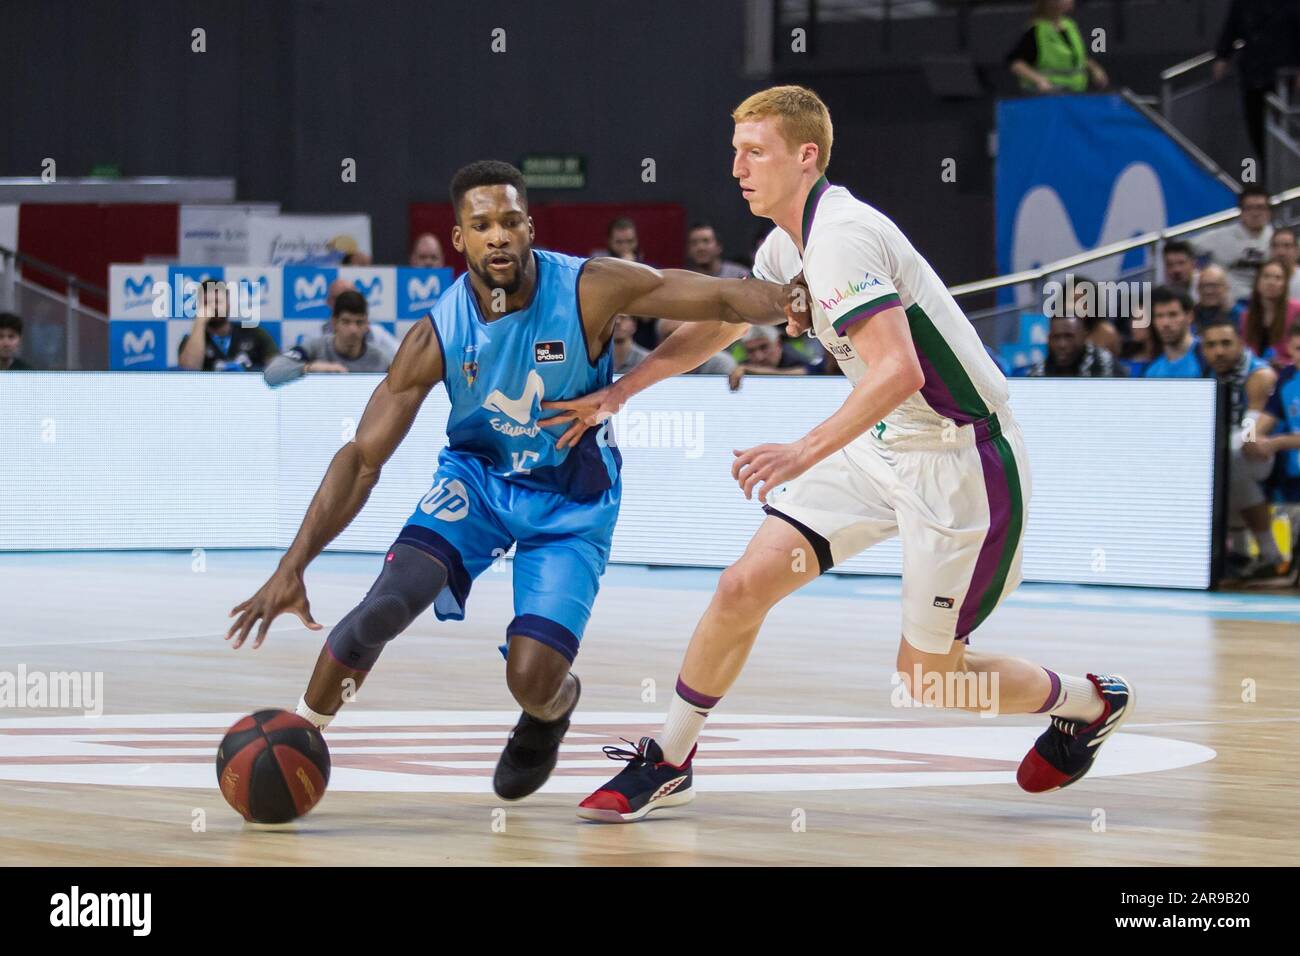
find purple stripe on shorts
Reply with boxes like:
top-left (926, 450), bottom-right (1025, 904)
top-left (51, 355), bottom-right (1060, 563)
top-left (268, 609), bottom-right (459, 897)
top-left (914, 344), bottom-right (977, 425)
top-left (1034, 668), bottom-right (1062, 714)
top-left (676, 676), bottom-right (721, 710)
top-left (955, 419), bottom-right (1012, 637)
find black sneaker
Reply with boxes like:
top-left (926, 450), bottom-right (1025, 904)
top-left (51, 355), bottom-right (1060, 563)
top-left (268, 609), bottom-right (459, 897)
top-left (1017, 674), bottom-right (1134, 793)
top-left (576, 736), bottom-right (695, 823)
top-left (493, 674), bottom-right (580, 801)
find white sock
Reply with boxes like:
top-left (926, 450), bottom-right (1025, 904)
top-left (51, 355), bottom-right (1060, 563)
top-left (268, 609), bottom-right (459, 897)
top-left (659, 678), bottom-right (718, 766)
top-left (1046, 672), bottom-right (1105, 724)
top-left (296, 695), bottom-right (335, 730)
top-left (1256, 530), bottom-right (1282, 564)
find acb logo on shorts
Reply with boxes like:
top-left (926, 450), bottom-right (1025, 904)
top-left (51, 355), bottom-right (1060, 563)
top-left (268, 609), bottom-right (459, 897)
top-left (419, 477), bottom-right (470, 522)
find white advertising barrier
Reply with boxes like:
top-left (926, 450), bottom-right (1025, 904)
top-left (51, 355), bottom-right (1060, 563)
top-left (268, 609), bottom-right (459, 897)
top-left (0, 374), bottom-right (1217, 588)
top-left (245, 213), bottom-right (372, 266)
top-left (178, 203), bottom-right (280, 264)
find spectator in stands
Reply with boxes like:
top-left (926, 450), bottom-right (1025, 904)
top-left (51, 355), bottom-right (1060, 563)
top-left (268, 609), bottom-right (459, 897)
top-left (322, 277), bottom-right (401, 355)
top-left (1212, 0), bottom-right (1300, 168)
top-left (1196, 185), bottom-right (1273, 306)
top-left (1066, 275), bottom-right (1122, 356)
top-left (685, 223), bottom-right (749, 279)
top-left (1006, 0), bottom-right (1108, 94)
top-left (603, 217), bottom-right (641, 261)
top-left (265, 290), bottom-right (394, 387)
top-left (1202, 314), bottom-right (1283, 578)
top-left (741, 325), bottom-right (814, 375)
top-left (1240, 258), bottom-right (1300, 364)
top-left (1027, 314), bottom-right (1125, 377)
top-left (178, 279), bottom-right (278, 372)
top-left (1121, 302), bottom-right (1159, 377)
top-left (1269, 227), bottom-right (1300, 300)
top-left (341, 251), bottom-right (373, 266)
top-left (612, 313), bottom-right (650, 375)
top-left (0, 313), bottom-right (33, 370)
top-left (1162, 239), bottom-right (1198, 297)
top-left (654, 317), bottom-right (745, 389)
top-left (1247, 322), bottom-right (1300, 517)
top-left (409, 233), bottom-right (446, 269)
top-left (1194, 264), bottom-right (1246, 332)
top-left (1145, 286), bottom-right (1208, 377)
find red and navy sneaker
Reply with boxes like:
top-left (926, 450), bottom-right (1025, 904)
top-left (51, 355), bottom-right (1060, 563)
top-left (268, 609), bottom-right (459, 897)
top-left (1017, 674), bottom-right (1134, 793)
top-left (576, 737), bottom-right (695, 823)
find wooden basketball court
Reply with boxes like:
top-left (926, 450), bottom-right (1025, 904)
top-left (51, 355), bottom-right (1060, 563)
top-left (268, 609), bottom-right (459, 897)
top-left (2, 551), bottom-right (1297, 866)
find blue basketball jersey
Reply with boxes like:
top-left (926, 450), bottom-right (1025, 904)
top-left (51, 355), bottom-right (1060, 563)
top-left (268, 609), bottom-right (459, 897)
top-left (1266, 364), bottom-right (1300, 480)
top-left (428, 248), bottom-right (621, 498)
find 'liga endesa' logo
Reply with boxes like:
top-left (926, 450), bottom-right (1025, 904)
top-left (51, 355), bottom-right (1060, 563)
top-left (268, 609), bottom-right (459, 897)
top-left (0, 712), bottom-right (1214, 794)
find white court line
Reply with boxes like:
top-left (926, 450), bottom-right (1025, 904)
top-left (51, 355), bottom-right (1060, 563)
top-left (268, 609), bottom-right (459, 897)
top-left (0, 626), bottom-right (314, 649)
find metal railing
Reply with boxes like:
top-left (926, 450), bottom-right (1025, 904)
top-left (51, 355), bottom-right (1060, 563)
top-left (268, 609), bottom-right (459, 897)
top-left (1, 244), bottom-right (109, 371)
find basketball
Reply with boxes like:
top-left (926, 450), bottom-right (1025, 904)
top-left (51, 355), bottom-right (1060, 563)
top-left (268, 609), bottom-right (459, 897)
top-left (216, 709), bottom-right (331, 823)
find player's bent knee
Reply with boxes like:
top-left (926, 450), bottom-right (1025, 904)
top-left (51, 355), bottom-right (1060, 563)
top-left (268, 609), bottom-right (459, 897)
top-left (327, 544), bottom-right (447, 669)
top-left (713, 562), bottom-right (771, 616)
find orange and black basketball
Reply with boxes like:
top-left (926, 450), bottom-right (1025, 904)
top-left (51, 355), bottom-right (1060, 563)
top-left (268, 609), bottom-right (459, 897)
top-left (216, 709), bottom-right (330, 823)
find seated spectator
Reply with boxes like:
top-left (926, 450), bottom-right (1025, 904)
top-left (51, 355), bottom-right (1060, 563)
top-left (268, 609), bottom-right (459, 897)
top-left (323, 277), bottom-right (401, 354)
top-left (1027, 315), bottom-right (1126, 377)
top-left (1145, 286), bottom-right (1209, 377)
top-left (340, 251), bottom-right (373, 266)
top-left (1193, 264), bottom-right (1245, 332)
top-left (741, 325), bottom-right (813, 375)
top-left (1270, 226), bottom-right (1300, 300)
top-left (409, 233), bottom-right (445, 269)
top-left (1240, 258), bottom-right (1300, 364)
top-left (1162, 239), bottom-right (1198, 297)
top-left (266, 290), bottom-right (394, 387)
top-left (1120, 303), bottom-right (1159, 377)
top-left (685, 223), bottom-right (749, 279)
top-left (655, 317), bottom-right (745, 389)
top-left (0, 312), bottom-right (33, 370)
top-left (600, 217), bottom-right (641, 261)
top-left (1067, 275), bottom-right (1122, 356)
top-left (1202, 315), bottom-right (1282, 578)
top-left (1195, 184), bottom-right (1273, 305)
top-left (612, 313), bottom-right (650, 375)
top-left (1248, 323), bottom-right (1300, 508)
top-left (1005, 0), bottom-right (1108, 94)
top-left (178, 279), bottom-right (278, 371)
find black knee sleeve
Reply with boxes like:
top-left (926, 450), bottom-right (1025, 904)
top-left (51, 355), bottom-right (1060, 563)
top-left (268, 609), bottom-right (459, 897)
top-left (326, 543), bottom-right (447, 671)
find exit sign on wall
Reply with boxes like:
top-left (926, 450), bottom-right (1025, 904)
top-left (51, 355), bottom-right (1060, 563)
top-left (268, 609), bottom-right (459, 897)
top-left (520, 155), bottom-right (585, 189)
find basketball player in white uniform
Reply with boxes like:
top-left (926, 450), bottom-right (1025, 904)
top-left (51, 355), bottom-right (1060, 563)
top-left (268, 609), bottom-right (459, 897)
top-left (543, 85), bottom-right (1134, 822)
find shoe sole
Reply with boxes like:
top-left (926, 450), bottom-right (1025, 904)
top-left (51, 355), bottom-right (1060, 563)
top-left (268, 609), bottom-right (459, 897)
top-left (576, 787), bottom-right (695, 823)
top-left (1050, 674), bottom-right (1135, 793)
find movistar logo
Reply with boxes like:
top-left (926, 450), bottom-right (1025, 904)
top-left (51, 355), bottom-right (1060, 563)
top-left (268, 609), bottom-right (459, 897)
top-left (817, 272), bottom-right (884, 312)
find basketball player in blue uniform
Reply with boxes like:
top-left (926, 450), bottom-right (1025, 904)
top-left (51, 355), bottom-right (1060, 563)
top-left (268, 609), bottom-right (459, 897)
top-left (226, 160), bottom-right (793, 800)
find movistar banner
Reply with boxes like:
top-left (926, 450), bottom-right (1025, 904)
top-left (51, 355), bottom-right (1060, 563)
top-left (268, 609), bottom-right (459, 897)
top-left (996, 94), bottom-right (1235, 309)
top-left (108, 264), bottom-right (453, 370)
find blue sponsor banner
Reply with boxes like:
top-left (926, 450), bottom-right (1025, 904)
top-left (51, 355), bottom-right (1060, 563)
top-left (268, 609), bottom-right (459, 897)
top-left (283, 265), bottom-right (337, 319)
top-left (995, 94), bottom-right (1236, 309)
top-left (110, 320), bottom-right (168, 370)
top-left (110, 264), bottom-right (453, 369)
top-left (397, 267), bottom-right (454, 318)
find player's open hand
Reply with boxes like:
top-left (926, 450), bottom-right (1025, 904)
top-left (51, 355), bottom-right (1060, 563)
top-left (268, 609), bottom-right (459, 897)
top-left (732, 440), bottom-right (813, 503)
top-left (540, 386), bottom-right (624, 450)
top-left (226, 565), bottom-right (321, 649)
top-left (785, 272), bottom-right (811, 338)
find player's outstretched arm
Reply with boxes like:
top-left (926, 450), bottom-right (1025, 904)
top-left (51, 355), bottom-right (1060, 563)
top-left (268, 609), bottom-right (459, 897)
top-left (733, 307), bottom-right (924, 502)
top-left (226, 320), bottom-right (444, 648)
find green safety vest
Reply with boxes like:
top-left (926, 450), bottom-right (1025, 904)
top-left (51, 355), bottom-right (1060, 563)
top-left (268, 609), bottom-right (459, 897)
top-left (1022, 17), bottom-right (1087, 92)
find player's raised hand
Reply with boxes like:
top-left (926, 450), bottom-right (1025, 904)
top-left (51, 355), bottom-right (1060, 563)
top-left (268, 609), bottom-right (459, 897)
top-left (731, 441), bottom-right (814, 503)
top-left (785, 272), bottom-right (811, 338)
top-left (226, 565), bottom-right (321, 650)
top-left (540, 386), bottom-right (624, 450)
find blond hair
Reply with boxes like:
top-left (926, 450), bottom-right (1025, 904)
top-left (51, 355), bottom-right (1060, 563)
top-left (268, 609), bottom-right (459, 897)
top-left (732, 85), bottom-right (833, 173)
